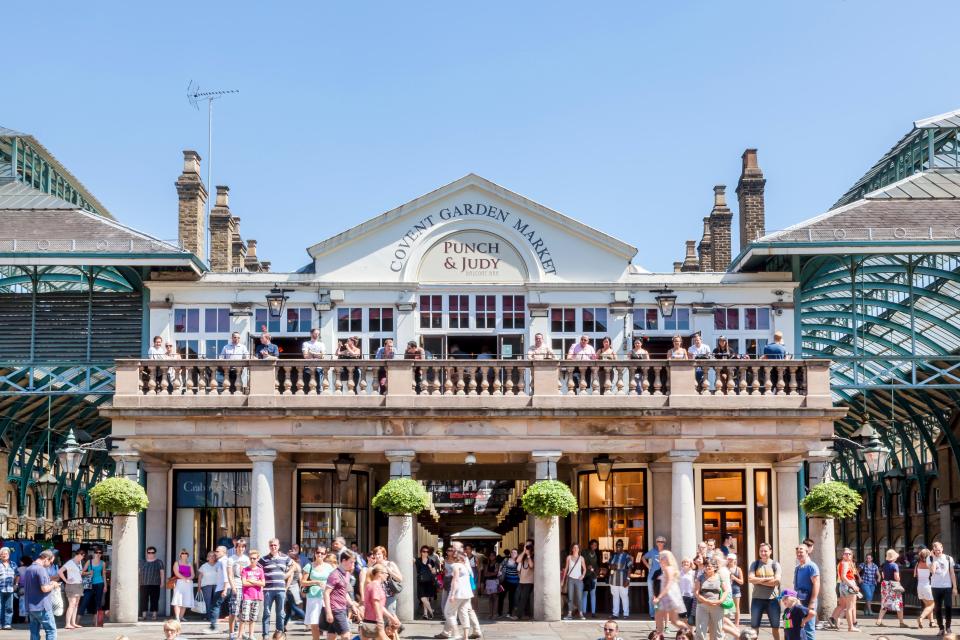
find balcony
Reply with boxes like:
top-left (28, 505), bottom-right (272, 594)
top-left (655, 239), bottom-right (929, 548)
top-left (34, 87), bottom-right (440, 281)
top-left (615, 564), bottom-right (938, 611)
top-left (113, 358), bottom-right (833, 412)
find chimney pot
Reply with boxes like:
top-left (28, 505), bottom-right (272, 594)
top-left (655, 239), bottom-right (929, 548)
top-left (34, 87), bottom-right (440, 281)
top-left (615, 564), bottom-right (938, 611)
top-left (673, 261), bottom-right (682, 273)
top-left (741, 149), bottom-right (761, 175)
top-left (737, 148), bottom-right (767, 252)
top-left (182, 150), bottom-right (201, 175)
top-left (713, 185), bottom-right (726, 207)
top-left (681, 239), bottom-right (700, 272)
top-left (247, 239), bottom-right (257, 256)
top-left (215, 185), bottom-right (229, 207)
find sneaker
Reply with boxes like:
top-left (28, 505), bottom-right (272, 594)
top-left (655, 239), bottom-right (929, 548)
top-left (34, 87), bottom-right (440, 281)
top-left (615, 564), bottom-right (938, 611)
top-left (434, 634), bottom-right (452, 639)
top-left (578, 613), bottom-right (586, 620)
top-left (562, 615), bottom-right (573, 620)
top-left (469, 633), bottom-right (482, 639)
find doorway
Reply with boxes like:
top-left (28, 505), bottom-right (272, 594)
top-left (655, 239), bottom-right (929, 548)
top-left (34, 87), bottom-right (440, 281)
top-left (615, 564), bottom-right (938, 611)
top-left (422, 335), bottom-right (522, 359)
top-left (702, 508), bottom-right (747, 611)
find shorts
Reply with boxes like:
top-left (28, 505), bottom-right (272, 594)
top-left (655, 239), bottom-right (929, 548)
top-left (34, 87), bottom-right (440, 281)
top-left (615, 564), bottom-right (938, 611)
top-left (750, 598), bottom-right (781, 629)
top-left (228, 589), bottom-right (242, 617)
top-left (305, 597), bottom-right (324, 625)
top-left (321, 608), bottom-right (351, 635)
top-left (65, 583), bottom-right (84, 599)
top-left (240, 598), bottom-right (262, 622)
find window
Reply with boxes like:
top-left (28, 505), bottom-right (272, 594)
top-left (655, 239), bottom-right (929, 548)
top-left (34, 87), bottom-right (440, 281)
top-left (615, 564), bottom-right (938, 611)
top-left (502, 295), bottom-right (525, 329)
top-left (701, 470), bottom-right (745, 504)
top-left (551, 308), bottom-right (576, 333)
top-left (286, 307), bottom-right (313, 333)
top-left (174, 306), bottom-right (231, 357)
top-left (897, 495), bottom-right (904, 516)
top-left (420, 295), bottom-right (442, 329)
top-left (915, 490), bottom-right (924, 514)
top-left (936, 487), bottom-right (942, 506)
top-left (337, 307), bottom-right (362, 333)
top-left (368, 307), bottom-right (394, 333)
top-left (582, 308), bottom-right (608, 333)
top-left (298, 470), bottom-right (369, 554)
top-left (449, 295), bottom-right (470, 329)
top-left (714, 308), bottom-right (739, 331)
top-left (577, 469), bottom-right (646, 557)
top-left (473, 296), bottom-right (496, 328)
top-left (633, 308), bottom-right (659, 332)
top-left (880, 496), bottom-right (887, 517)
top-left (744, 307), bottom-right (771, 331)
top-left (663, 308), bottom-right (691, 331)
top-left (205, 308), bottom-right (230, 333)
top-left (174, 308), bottom-right (200, 333)
top-left (176, 339), bottom-right (199, 359)
top-left (254, 308), bottom-right (281, 334)
top-left (205, 339), bottom-right (227, 358)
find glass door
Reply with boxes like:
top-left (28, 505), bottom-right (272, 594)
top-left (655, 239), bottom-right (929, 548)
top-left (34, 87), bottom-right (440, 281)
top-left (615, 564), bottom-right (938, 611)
top-left (499, 334), bottom-right (524, 359)
top-left (701, 508), bottom-right (747, 612)
top-left (422, 335), bottom-right (446, 359)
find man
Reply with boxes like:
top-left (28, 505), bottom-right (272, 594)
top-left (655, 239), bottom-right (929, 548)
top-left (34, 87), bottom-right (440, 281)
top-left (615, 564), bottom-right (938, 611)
top-left (303, 328), bottom-right (327, 390)
top-left (323, 553), bottom-right (357, 640)
top-left (219, 331), bottom-right (250, 390)
top-left (285, 547), bottom-right (305, 625)
top-left (598, 619), bottom-right (625, 640)
top-left (857, 554), bottom-right (878, 617)
top-left (641, 537), bottom-right (666, 620)
top-left (227, 538), bottom-right (250, 640)
top-left (567, 335), bottom-right (596, 360)
top-left (260, 538), bottom-right (293, 638)
top-left (687, 333), bottom-right (711, 359)
top-left (375, 339), bottom-right (395, 359)
top-left (720, 533), bottom-right (735, 557)
top-left (802, 539), bottom-right (815, 553)
top-left (205, 545), bottom-right (231, 634)
top-left (139, 546), bottom-right (165, 621)
top-left (928, 541), bottom-right (957, 635)
top-left (705, 539), bottom-right (718, 560)
top-left (255, 333), bottom-right (279, 359)
top-left (527, 333), bottom-right (556, 359)
top-left (148, 335), bottom-right (166, 357)
top-left (22, 549), bottom-right (58, 640)
top-left (793, 544), bottom-right (820, 640)
top-left (0, 548), bottom-right (14, 630)
top-left (582, 539), bottom-right (601, 618)
top-left (748, 542), bottom-right (781, 640)
top-left (762, 330), bottom-right (788, 359)
top-left (608, 539), bottom-right (633, 619)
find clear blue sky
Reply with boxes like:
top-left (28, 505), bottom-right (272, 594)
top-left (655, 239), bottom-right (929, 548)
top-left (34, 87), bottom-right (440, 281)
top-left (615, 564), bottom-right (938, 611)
top-left (5, 1), bottom-right (959, 272)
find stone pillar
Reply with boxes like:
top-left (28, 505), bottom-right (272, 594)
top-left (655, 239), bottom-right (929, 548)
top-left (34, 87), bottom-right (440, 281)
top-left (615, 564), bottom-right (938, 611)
top-left (274, 459), bottom-right (294, 548)
top-left (247, 449), bottom-right (277, 554)
top-left (649, 462), bottom-right (673, 544)
top-left (806, 450), bottom-right (837, 620)
top-left (109, 450), bottom-right (140, 624)
top-left (775, 462), bottom-right (802, 589)
top-left (143, 461), bottom-right (171, 614)
top-left (669, 451), bottom-right (698, 562)
top-left (385, 451), bottom-right (417, 622)
top-left (531, 451), bottom-right (562, 622)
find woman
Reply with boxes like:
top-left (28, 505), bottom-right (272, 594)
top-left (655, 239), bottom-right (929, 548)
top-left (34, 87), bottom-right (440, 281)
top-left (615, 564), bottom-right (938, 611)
top-left (628, 338), bottom-right (650, 360)
top-left (516, 545), bottom-right (535, 620)
top-left (482, 550), bottom-right (500, 620)
top-left (58, 549), bottom-right (85, 629)
top-left (678, 558), bottom-right (695, 625)
top-left (668, 335), bottom-right (688, 359)
top-left (240, 549), bottom-right (265, 640)
top-left (302, 551), bottom-right (337, 640)
top-left (725, 554), bottom-right (744, 627)
top-left (694, 557), bottom-right (728, 640)
top-left (915, 547), bottom-right (935, 629)
top-left (416, 546), bottom-right (439, 619)
top-left (361, 564), bottom-right (402, 640)
top-left (446, 551), bottom-right (481, 640)
top-left (876, 548), bottom-right (908, 628)
top-left (653, 550), bottom-right (692, 638)
top-left (498, 548), bottom-right (520, 619)
top-left (198, 552), bottom-right (219, 625)
top-left (562, 543), bottom-right (586, 620)
top-left (367, 547), bottom-right (402, 614)
top-left (596, 337), bottom-right (616, 360)
top-left (712, 336), bottom-right (734, 359)
top-left (829, 548), bottom-right (860, 632)
top-left (169, 549), bottom-right (195, 622)
top-left (0, 548), bottom-right (14, 630)
top-left (81, 547), bottom-right (108, 619)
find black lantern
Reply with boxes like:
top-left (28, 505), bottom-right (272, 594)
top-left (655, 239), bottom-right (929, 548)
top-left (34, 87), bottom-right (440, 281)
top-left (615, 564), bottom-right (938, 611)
top-left (593, 454), bottom-right (614, 482)
top-left (265, 287), bottom-right (290, 319)
top-left (35, 471), bottom-right (59, 517)
top-left (654, 289), bottom-right (677, 318)
top-left (851, 418), bottom-right (889, 475)
top-left (883, 467), bottom-right (905, 495)
top-left (333, 454), bottom-right (355, 483)
top-left (56, 429), bottom-right (85, 479)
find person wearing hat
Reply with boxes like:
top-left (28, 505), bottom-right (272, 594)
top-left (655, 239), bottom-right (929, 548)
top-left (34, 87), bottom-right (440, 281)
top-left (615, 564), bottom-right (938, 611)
top-left (779, 589), bottom-right (813, 640)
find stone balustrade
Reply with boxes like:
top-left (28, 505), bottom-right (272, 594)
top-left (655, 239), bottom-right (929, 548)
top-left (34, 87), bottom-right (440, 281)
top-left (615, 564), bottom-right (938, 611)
top-left (116, 358), bottom-right (832, 410)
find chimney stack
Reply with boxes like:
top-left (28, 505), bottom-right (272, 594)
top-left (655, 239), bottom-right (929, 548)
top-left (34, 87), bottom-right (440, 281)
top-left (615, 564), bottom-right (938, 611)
top-left (176, 150), bottom-right (207, 259)
top-left (737, 149), bottom-right (766, 251)
top-left (209, 185), bottom-right (235, 272)
top-left (709, 185), bottom-right (734, 269)
top-left (680, 240), bottom-right (700, 272)
top-left (697, 217), bottom-right (713, 272)
top-left (673, 261), bottom-right (683, 273)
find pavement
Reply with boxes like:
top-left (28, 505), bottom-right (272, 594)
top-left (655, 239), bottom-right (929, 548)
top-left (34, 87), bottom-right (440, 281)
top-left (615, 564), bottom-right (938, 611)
top-left (14, 616), bottom-right (949, 640)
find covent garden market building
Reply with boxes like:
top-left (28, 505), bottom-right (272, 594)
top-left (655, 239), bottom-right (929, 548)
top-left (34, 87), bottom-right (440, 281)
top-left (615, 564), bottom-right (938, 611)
top-left (3, 108), bottom-right (960, 622)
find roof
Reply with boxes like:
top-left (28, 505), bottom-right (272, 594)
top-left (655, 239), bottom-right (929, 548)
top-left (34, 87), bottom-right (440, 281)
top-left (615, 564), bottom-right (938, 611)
top-left (915, 108), bottom-right (960, 129)
top-left (450, 526), bottom-right (502, 539)
top-left (0, 177), bottom-right (80, 210)
top-left (306, 173), bottom-right (638, 262)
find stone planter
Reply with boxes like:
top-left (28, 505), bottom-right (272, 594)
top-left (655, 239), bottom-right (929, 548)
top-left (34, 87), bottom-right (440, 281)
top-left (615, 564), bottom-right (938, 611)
top-left (807, 515), bottom-right (837, 620)
top-left (110, 513), bottom-right (139, 623)
top-left (388, 513), bottom-right (415, 622)
top-left (533, 516), bottom-right (561, 621)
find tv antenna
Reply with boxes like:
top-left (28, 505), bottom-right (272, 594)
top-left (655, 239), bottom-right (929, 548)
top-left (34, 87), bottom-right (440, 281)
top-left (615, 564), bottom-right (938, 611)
top-left (186, 81), bottom-right (239, 263)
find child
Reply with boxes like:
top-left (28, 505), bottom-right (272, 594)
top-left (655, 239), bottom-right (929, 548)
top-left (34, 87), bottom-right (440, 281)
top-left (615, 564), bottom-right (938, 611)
top-left (162, 619), bottom-right (183, 640)
top-left (240, 550), bottom-right (266, 640)
top-left (780, 590), bottom-right (814, 640)
top-left (679, 558), bottom-right (695, 621)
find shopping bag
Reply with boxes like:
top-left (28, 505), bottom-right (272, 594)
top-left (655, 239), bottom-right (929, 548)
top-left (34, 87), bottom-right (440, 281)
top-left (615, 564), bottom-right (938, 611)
top-left (192, 588), bottom-right (207, 615)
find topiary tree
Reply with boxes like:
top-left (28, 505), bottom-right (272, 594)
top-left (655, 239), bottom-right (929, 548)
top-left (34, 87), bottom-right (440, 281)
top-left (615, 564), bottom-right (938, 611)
top-left (521, 480), bottom-right (578, 518)
top-left (371, 478), bottom-right (429, 515)
top-left (800, 480), bottom-right (861, 519)
top-left (89, 477), bottom-right (149, 515)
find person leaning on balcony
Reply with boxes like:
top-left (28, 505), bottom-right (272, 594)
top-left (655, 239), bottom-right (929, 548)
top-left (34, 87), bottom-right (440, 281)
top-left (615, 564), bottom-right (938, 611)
top-left (302, 327), bottom-right (327, 390)
top-left (527, 333), bottom-right (556, 359)
top-left (595, 336), bottom-right (617, 392)
top-left (163, 341), bottom-right (182, 389)
top-left (375, 338), bottom-right (396, 394)
top-left (256, 333), bottom-right (279, 359)
top-left (712, 336), bottom-right (735, 392)
top-left (668, 335), bottom-right (688, 359)
top-left (219, 331), bottom-right (250, 390)
top-left (337, 336), bottom-right (362, 389)
top-left (567, 335), bottom-right (597, 392)
top-left (146, 335), bottom-right (166, 388)
top-left (761, 331), bottom-right (788, 359)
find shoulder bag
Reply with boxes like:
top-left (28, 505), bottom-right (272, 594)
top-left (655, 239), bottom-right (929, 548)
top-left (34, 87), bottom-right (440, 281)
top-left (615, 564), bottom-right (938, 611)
top-left (51, 584), bottom-right (65, 616)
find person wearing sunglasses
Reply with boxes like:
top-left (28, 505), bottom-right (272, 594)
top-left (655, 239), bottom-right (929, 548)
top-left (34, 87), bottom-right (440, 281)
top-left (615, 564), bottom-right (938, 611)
top-left (139, 547), bottom-right (164, 621)
top-left (598, 619), bottom-right (624, 640)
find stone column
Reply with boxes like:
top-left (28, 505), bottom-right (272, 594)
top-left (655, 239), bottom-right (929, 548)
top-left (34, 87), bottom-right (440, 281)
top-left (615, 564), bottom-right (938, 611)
top-left (247, 449), bottom-right (277, 554)
top-left (649, 462), bottom-right (673, 544)
top-left (143, 461), bottom-right (171, 614)
top-left (531, 451), bottom-right (562, 622)
top-left (109, 450), bottom-right (140, 623)
top-left (774, 462), bottom-right (802, 589)
top-left (385, 451), bottom-right (417, 622)
top-left (806, 450), bottom-right (837, 620)
top-left (669, 450), bottom-right (698, 562)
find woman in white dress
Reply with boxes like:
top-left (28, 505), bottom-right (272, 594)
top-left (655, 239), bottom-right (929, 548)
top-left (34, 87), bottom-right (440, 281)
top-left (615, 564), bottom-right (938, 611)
top-left (653, 550), bottom-right (692, 638)
top-left (915, 548), bottom-right (935, 629)
top-left (170, 549), bottom-right (195, 621)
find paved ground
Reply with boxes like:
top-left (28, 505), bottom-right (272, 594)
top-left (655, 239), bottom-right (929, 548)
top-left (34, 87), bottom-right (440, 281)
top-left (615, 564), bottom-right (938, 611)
top-left (15, 617), bottom-right (946, 639)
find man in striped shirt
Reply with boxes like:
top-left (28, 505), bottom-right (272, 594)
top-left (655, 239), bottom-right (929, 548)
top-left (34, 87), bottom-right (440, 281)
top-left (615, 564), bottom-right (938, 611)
top-left (259, 538), bottom-right (293, 638)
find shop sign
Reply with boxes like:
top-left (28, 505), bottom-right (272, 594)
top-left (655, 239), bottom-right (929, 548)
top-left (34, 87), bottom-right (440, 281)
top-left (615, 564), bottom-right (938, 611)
top-left (175, 471), bottom-right (251, 508)
top-left (419, 231), bottom-right (526, 283)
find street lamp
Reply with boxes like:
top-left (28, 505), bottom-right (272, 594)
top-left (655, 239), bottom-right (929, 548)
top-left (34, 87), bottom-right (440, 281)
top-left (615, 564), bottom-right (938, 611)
top-left (56, 429), bottom-right (108, 479)
top-left (851, 418), bottom-right (890, 476)
top-left (653, 289), bottom-right (677, 318)
top-left (593, 454), bottom-right (614, 482)
top-left (883, 467), bottom-right (905, 495)
top-left (35, 471), bottom-right (59, 518)
top-left (333, 454), bottom-right (355, 483)
top-left (265, 287), bottom-right (291, 319)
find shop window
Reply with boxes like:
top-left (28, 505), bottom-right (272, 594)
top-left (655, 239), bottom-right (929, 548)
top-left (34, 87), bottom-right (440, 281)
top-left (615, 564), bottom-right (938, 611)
top-left (714, 308), bottom-right (739, 331)
top-left (582, 308), bottom-right (608, 333)
top-left (286, 307), bottom-right (313, 333)
top-left (449, 295), bottom-right (470, 329)
top-left (337, 307), bottom-right (362, 333)
top-left (632, 308), bottom-right (659, 332)
top-left (420, 296), bottom-right (442, 329)
top-left (204, 308), bottom-right (230, 333)
top-left (754, 470), bottom-right (771, 548)
top-left (173, 470), bottom-right (252, 562)
top-left (502, 295), bottom-right (525, 329)
top-left (297, 470), bottom-right (369, 553)
top-left (662, 308), bottom-right (691, 331)
top-left (577, 469), bottom-right (646, 558)
top-left (254, 308), bottom-right (281, 334)
top-left (701, 470), bottom-right (745, 504)
top-left (744, 307), bottom-right (771, 331)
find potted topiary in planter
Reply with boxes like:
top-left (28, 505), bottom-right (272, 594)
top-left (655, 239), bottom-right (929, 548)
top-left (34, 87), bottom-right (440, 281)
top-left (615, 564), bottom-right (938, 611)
top-left (521, 480), bottom-right (578, 622)
top-left (371, 478), bottom-right (429, 622)
top-left (800, 480), bottom-right (861, 519)
top-left (521, 479), bottom-right (578, 518)
top-left (89, 477), bottom-right (149, 515)
top-left (371, 478), bottom-right (429, 515)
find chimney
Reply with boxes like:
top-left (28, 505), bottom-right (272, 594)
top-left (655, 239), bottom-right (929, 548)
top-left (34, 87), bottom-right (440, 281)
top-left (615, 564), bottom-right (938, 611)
top-left (175, 150), bottom-right (207, 259)
top-left (737, 149), bottom-right (766, 251)
top-left (680, 240), bottom-right (700, 272)
top-left (709, 185), bottom-right (734, 269)
top-left (209, 185), bottom-right (234, 271)
top-left (231, 225), bottom-right (247, 270)
top-left (697, 217), bottom-right (713, 272)
top-left (244, 239), bottom-right (261, 271)
top-left (673, 261), bottom-right (682, 273)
